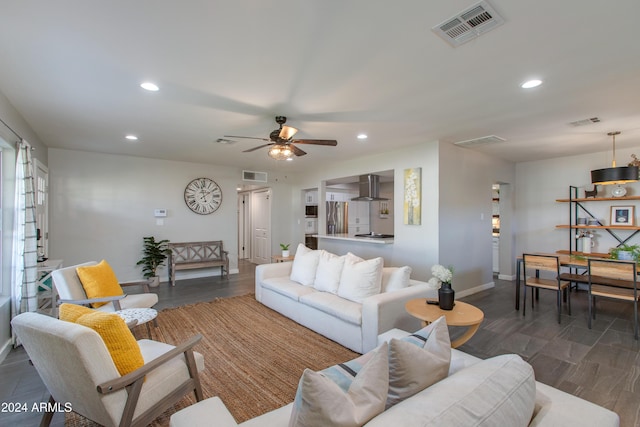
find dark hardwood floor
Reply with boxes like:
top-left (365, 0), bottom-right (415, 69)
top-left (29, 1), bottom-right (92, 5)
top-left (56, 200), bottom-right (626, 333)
top-left (2, 261), bottom-right (639, 426)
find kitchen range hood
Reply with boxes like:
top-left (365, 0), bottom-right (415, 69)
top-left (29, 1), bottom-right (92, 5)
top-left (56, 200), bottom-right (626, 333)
top-left (351, 174), bottom-right (388, 201)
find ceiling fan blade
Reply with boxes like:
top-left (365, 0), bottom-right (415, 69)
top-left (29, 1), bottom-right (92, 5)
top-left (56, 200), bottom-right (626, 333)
top-left (279, 125), bottom-right (298, 140)
top-left (225, 135), bottom-right (270, 142)
top-left (292, 139), bottom-right (338, 146)
top-left (290, 144), bottom-right (307, 156)
top-left (242, 143), bottom-right (273, 153)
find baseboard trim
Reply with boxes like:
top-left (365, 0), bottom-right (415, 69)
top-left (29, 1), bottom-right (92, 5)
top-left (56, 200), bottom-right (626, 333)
top-left (456, 281), bottom-right (495, 299)
top-left (498, 273), bottom-right (516, 281)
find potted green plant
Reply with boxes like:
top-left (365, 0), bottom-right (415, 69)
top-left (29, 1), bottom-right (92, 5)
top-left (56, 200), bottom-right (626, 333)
top-left (136, 236), bottom-right (171, 286)
top-left (609, 244), bottom-right (640, 262)
top-left (280, 243), bottom-right (291, 257)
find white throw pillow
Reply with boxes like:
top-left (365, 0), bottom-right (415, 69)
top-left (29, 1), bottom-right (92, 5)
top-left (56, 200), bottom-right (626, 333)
top-left (313, 250), bottom-right (346, 294)
top-left (337, 253), bottom-right (383, 303)
top-left (290, 244), bottom-right (321, 286)
top-left (380, 266), bottom-right (412, 293)
top-left (288, 342), bottom-right (389, 427)
top-left (386, 316), bottom-right (451, 408)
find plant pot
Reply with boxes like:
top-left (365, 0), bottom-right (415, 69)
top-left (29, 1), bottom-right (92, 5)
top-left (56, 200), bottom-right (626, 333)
top-left (438, 282), bottom-right (455, 310)
top-left (617, 250), bottom-right (635, 261)
top-left (282, 250), bottom-right (290, 258)
top-left (149, 276), bottom-right (160, 287)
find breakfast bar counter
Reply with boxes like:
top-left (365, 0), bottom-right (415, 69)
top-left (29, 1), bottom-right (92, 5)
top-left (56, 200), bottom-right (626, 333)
top-left (314, 233), bottom-right (394, 244)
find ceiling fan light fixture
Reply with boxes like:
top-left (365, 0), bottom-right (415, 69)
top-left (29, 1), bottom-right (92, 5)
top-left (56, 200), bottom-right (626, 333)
top-left (268, 144), bottom-right (294, 160)
top-left (591, 131), bottom-right (639, 185)
top-left (279, 125), bottom-right (298, 140)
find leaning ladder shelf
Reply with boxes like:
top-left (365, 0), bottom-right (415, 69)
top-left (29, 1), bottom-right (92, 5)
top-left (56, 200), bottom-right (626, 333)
top-left (555, 186), bottom-right (640, 254)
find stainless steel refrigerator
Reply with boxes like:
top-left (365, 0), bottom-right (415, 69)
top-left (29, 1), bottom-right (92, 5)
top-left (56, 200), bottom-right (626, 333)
top-left (326, 201), bottom-right (348, 234)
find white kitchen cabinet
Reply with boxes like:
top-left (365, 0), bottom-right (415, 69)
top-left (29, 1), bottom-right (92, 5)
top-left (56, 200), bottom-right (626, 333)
top-left (348, 201), bottom-right (370, 235)
top-left (304, 218), bottom-right (318, 234)
top-left (305, 190), bottom-right (318, 204)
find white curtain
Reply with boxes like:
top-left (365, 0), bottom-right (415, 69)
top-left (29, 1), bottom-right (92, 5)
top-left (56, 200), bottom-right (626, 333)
top-left (11, 140), bottom-right (38, 326)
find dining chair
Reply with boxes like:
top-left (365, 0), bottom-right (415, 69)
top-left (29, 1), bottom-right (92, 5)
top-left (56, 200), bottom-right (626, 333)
top-left (522, 254), bottom-right (571, 323)
top-left (588, 258), bottom-right (638, 340)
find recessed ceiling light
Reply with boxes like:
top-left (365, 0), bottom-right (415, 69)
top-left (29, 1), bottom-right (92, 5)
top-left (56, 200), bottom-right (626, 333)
top-left (357, 133), bottom-right (368, 140)
top-left (125, 135), bottom-right (139, 141)
top-left (286, 157), bottom-right (294, 161)
top-left (521, 79), bottom-right (542, 89)
top-left (140, 82), bottom-right (159, 91)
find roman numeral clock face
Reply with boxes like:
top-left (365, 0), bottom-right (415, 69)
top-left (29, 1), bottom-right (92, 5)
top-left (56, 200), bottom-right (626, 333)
top-left (184, 178), bottom-right (222, 215)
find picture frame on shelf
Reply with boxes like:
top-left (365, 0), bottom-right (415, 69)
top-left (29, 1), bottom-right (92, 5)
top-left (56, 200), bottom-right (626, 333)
top-left (610, 206), bottom-right (635, 226)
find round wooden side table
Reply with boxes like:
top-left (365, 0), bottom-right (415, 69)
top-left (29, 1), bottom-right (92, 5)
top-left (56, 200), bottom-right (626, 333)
top-left (405, 299), bottom-right (484, 348)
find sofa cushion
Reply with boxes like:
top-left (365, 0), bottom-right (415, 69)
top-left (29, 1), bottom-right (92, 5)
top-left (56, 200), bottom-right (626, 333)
top-left (366, 354), bottom-right (536, 427)
top-left (387, 316), bottom-right (451, 408)
top-left (314, 250), bottom-right (346, 294)
top-left (338, 253), bottom-right (383, 303)
top-left (290, 244), bottom-right (321, 287)
top-left (299, 292), bottom-right (362, 325)
top-left (262, 277), bottom-right (317, 301)
top-left (76, 260), bottom-right (124, 308)
top-left (289, 342), bottom-right (389, 427)
top-left (381, 266), bottom-right (412, 293)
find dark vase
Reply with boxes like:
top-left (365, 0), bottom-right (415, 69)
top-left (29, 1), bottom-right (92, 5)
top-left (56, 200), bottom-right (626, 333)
top-left (438, 282), bottom-right (455, 310)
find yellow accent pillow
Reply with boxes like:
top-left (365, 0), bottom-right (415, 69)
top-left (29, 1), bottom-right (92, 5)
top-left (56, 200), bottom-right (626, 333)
top-left (59, 304), bottom-right (144, 376)
top-left (76, 260), bottom-right (124, 308)
top-left (59, 303), bottom-right (94, 322)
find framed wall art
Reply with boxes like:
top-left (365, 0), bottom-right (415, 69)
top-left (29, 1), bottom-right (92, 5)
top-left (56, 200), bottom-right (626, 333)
top-left (403, 167), bottom-right (421, 225)
top-left (610, 206), bottom-right (635, 226)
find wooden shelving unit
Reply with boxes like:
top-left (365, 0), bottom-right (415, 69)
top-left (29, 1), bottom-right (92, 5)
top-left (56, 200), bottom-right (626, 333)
top-left (556, 186), bottom-right (640, 253)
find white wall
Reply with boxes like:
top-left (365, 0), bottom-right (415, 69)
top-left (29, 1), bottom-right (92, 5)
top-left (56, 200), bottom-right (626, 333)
top-left (48, 149), bottom-right (298, 281)
top-left (439, 142), bottom-right (516, 293)
top-left (516, 147), bottom-right (640, 257)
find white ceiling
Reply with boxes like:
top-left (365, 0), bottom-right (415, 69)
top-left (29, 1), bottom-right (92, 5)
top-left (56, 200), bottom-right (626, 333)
top-left (1, 1), bottom-right (639, 172)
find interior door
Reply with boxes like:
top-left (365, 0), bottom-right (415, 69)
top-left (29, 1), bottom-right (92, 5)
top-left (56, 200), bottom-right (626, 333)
top-left (251, 189), bottom-right (271, 264)
top-left (34, 160), bottom-right (48, 260)
top-left (237, 192), bottom-right (251, 260)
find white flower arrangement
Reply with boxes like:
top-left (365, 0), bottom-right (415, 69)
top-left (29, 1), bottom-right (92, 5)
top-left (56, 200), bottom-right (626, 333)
top-left (428, 264), bottom-right (453, 288)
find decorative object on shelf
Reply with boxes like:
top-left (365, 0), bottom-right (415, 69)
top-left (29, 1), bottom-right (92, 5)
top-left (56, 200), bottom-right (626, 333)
top-left (280, 243), bottom-right (290, 257)
top-left (428, 264), bottom-right (455, 310)
top-left (629, 154), bottom-right (640, 178)
top-left (591, 131), bottom-right (639, 185)
top-left (184, 177), bottom-right (222, 214)
top-left (584, 186), bottom-right (598, 198)
top-left (610, 244), bottom-right (640, 261)
top-left (577, 230), bottom-right (595, 253)
top-left (610, 206), bottom-right (635, 226)
top-left (403, 167), bottom-right (421, 225)
top-left (612, 185), bottom-right (627, 197)
top-left (136, 236), bottom-right (171, 286)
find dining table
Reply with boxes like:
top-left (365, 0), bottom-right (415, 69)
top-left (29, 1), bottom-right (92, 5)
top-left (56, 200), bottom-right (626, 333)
top-left (514, 251), bottom-right (612, 310)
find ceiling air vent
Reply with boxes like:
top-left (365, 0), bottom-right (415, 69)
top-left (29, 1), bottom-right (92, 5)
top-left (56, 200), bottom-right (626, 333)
top-left (432, 1), bottom-right (505, 47)
top-left (568, 117), bottom-right (601, 127)
top-left (454, 135), bottom-right (506, 147)
top-left (242, 170), bottom-right (268, 183)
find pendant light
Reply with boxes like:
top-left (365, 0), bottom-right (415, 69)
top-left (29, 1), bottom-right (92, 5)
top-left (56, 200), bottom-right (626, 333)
top-left (591, 131), bottom-right (638, 185)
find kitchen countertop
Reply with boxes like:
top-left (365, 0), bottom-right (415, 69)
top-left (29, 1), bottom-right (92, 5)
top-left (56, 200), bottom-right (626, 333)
top-left (314, 233), bottom-right (394, 244)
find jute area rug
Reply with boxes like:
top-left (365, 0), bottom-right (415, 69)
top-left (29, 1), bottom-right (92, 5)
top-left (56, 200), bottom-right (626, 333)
top-left (66, 293), bottom-right (357, 426)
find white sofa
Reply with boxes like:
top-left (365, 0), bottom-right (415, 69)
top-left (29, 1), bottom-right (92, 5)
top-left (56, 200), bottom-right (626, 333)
top-left (254, 257), bottom-right (435, 354)
top-left (170, 331), bottom-right (619, 427)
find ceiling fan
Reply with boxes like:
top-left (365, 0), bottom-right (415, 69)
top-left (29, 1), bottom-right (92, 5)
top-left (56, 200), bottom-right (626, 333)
top-left (225, 116), bottom-right (338, 160)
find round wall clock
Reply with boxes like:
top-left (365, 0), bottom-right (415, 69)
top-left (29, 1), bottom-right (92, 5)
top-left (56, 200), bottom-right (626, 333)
top-left (184, 178), bottom-right (222, 214)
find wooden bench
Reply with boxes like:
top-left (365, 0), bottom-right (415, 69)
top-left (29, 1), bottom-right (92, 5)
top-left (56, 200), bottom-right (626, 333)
top-left (559, 273), bottom-right (634, 289)
top-left (168, 241), bottom-right (229, 286)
